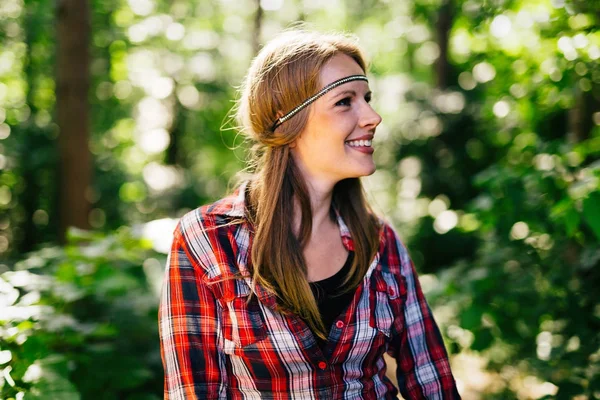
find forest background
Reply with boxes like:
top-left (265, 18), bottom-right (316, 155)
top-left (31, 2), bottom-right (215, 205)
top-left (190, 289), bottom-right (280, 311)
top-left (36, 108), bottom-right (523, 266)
top-left (0, 0), bottom-right (599, 398)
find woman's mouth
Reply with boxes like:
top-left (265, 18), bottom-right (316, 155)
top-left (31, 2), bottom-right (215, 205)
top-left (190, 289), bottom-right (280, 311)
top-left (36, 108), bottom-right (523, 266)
top-left (345, 139), bottom-right (374, 154)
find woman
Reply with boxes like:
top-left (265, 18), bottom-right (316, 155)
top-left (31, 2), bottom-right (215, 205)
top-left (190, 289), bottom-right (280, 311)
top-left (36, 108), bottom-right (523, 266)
top-left (159, 30), bottom-right (460, 399)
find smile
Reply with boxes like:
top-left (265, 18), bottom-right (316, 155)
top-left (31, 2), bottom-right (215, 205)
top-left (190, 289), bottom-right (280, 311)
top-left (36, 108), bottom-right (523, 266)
top-left (345, 139), bottom-right (372, 147)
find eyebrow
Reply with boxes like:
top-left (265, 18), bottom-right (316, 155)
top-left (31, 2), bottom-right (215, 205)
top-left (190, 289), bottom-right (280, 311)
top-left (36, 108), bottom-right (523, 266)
top-left (332, 90), bottom-right (356, 98)
top-left (330, 89), bottom-right (372, 100)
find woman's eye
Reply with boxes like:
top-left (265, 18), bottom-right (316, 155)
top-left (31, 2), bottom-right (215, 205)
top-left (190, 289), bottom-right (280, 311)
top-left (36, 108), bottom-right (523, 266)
top-left (335, 97), bottom-right (351, 107)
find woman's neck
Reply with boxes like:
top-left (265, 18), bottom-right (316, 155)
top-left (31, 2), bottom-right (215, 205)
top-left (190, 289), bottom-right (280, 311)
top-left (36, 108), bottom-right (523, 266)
top-left (292, 180), bottom-right (336, 237)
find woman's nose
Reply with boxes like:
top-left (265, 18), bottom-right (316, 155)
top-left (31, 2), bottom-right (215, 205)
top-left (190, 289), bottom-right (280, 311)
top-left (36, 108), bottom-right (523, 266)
top-left (360, 104), bottom-right (382, 130)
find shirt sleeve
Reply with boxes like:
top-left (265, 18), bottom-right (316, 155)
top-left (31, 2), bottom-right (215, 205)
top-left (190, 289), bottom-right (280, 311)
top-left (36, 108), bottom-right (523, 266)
top-left (159, 225), bottom-right (228, 400)
top-left (386, 227), bottom-right (461, 399)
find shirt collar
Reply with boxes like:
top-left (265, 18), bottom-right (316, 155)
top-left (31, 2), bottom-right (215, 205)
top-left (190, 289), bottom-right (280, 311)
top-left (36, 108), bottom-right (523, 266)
top-left (206, 181), bottom-right (355, 250)
top-left (333, 206), bottom-right (355, 251)
top-left (204, 181), bottom-right (249, 218)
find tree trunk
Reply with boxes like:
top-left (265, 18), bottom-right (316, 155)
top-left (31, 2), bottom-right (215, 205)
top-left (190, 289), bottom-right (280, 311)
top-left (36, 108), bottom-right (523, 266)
top-left (56, 0), bottom-right (92, 242)
top-left (569, 87), bottom-right (597, 143)
top-left (166, 102), bottom-right (185, 166)
top-left (19, 3), bottom-right (41, 253)
top-left (252, 0), bottom-right (264, 56)
top-left (435, 0), bottom-right (453, 89)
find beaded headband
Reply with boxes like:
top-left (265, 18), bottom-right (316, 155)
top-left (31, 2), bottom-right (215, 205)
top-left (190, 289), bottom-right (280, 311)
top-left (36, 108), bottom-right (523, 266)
top-left (271, 74), bottom-right (368, 131)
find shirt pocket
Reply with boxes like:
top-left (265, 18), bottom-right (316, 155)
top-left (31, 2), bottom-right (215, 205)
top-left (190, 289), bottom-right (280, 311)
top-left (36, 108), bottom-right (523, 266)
top-left (219, 280), bottom-right (269, 348)
top-left (369, 270), bottom-right (407, 338)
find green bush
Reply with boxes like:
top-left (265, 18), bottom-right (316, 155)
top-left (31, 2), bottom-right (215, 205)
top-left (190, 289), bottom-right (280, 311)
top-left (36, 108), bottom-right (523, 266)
top-left (0, 228), bottom-right (165, 399)
top-left (429, 137), bottom-right (600, 399)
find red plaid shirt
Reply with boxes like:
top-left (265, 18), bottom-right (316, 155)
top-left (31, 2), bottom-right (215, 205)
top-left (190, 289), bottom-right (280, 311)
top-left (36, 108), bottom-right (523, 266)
top-left (159, 185), bottom-right (460, 399)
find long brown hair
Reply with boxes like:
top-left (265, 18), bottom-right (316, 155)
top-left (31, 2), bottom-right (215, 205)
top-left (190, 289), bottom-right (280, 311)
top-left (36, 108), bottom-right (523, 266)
top-left (236, 30), bottom-right (381, 339)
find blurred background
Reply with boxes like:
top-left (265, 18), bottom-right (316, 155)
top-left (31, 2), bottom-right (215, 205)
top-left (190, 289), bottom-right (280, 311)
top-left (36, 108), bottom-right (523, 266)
top-left (0, 0), bottom-right (599, 398)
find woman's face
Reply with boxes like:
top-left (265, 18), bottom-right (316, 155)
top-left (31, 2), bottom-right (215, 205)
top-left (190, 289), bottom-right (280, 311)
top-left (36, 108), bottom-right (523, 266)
top-left (290, 53), bottom-right (382, 191)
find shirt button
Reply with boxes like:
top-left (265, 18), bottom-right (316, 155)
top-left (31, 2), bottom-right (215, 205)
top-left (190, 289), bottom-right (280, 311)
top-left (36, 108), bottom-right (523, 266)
top-left (318, 361), bottom-right (327, 370)
top-left (335, 320), bottom-right (344, 329)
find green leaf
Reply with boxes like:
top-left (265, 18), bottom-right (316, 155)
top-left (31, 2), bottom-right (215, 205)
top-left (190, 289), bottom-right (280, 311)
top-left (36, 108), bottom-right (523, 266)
top-left (470, 329), bottom-right (494, 352)
top-left (21, 356), bottom-right (80, 400)
top-left (582, 192), bottom-right (600, 241)
top-left (550, 199), bottom-right (581, 237)
top-left (555, 381), bottom-right (584, 397)
top-left (564, 208), bottom-right (581, 238)
top-left (460, 305), bottom-right (483, 331)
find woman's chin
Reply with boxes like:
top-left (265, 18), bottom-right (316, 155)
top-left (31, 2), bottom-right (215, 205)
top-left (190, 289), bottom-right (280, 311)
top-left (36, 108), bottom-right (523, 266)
top-left (350, 165), bottom-right (377, 179)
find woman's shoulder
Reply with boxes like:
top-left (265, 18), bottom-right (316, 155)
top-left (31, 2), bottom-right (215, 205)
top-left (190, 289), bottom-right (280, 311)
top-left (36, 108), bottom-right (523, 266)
top-left (173, 189), bottom-right (250, 280)
top-left (375, 218), bottom-right (403, 246)
top-left (374, 218), bottom-right (414, 275)
top-left (178, 185), bottom-right (249, 233)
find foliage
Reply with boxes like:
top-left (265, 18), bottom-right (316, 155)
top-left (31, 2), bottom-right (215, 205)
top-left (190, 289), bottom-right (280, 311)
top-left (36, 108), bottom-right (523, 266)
top-left (428, 149), bottom-right (600, 398)
top-left (388, 1), bottom-right (600, 397)
top-left (0, 0), bottom-right (598, 398)
top-left (0, 228), bottom-right (164, 399)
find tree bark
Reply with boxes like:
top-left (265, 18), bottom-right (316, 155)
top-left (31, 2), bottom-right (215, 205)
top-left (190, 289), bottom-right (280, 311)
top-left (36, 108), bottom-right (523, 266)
top-left (252, 0), bottom-right (264, 56)
top-left (166, 101), bottom-right (184, 166)
top-left (56, 0), bottom-right (92, 242)
top-left (569, 87), bottom-right (597, 143)
top-left (435, 0), bottom-right (453, 89)
top-left (20, 3), bottom-right (41, 253)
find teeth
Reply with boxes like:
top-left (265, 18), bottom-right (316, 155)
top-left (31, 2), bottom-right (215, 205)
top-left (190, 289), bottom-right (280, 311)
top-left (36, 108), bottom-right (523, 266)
top-left (347, 139), bottom-right (372, 147)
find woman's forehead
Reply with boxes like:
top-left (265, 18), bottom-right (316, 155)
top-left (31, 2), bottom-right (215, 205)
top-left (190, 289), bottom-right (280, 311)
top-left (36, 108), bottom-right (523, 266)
top-left (319, 53), bottom-right (366, 88)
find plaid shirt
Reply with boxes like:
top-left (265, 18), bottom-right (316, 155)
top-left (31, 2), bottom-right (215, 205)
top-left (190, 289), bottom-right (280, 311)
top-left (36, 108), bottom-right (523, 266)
top-left (159, 185), bottom-right (460, 399)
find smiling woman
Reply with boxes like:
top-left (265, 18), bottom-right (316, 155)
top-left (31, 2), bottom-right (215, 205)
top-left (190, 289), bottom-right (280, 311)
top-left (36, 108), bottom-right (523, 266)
top-left (159, 29), bottom-right (460, 400)
top-left (291, 54), bottom-right (381, 185)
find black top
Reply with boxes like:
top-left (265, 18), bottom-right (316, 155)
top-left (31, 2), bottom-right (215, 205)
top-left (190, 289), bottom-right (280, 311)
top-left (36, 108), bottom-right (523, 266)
top-left (309, 251), bottom-right (356, 349)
